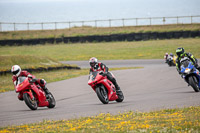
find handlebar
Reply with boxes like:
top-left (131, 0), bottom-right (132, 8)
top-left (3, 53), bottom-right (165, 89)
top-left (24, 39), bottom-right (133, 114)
top-left (29, 78), bottom-right (37, 83)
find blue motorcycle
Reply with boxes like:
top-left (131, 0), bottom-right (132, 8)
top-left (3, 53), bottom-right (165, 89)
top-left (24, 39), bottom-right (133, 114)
top-left (180, 58), bottom-right (200, 92)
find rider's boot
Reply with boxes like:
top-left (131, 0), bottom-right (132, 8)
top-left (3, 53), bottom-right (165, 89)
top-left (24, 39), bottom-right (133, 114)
top-left (195, 63), bottom-right (200, 71)
top-left (42, 86), bottom-right (50, 98)
top-left (114, 82), bottom-right (122, 95)
top-left (197, 66), bottom-right (200, 71)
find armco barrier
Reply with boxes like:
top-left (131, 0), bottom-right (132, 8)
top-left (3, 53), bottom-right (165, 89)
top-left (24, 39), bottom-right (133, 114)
top-left (0, 65), bottom-right (81, 76)
top-left (0, 30), bottom-right (200, 46)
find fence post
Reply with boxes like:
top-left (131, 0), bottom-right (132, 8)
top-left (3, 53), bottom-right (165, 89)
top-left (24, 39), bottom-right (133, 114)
top-left (163, 17), bottom-right (166, 25)
top-left (136, 18), bottom-right (138, 26)
top-left (0, 23), bottom-right (2, 32)
top-left (109, 19), bottom-right (111, 27)
top-left (177, 16), bottom-right (179, 24)
top-left (68, 22), bottom-right (71, 29)
top-left (13, 23), bottom-right (16, 31)
top-left (27, 23), bottom-right (29, 31)
top-left (55, 22), bottom-right (57, 30)
top-left (95, 20), bottom-right (97, 27)
top-left (149, 18), bottom-right (152, 25)
top-left (122, 19), bottom-right (125, 27)
top-left (82, 21), bottom-right (84, 27)
top-left (41, 23), bottom-right (43, 30)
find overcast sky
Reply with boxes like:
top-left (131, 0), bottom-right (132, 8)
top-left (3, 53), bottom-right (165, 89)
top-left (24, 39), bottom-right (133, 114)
top-left (1, 0), bottom-right (90, 2)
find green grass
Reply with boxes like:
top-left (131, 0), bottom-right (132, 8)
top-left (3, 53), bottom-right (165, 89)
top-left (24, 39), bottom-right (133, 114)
top-left (0, 67), bottom-right (141, 93)
top-left (0, 24), bottom-right (200, 40)
top-left (1, 38), bottom-right (200, 92)
top-left (0, 55), bottom-right (76, 72)
top-left (1, 38), bottom-right (200, 61)
top-left (1, 106), bottom-right (200, 132)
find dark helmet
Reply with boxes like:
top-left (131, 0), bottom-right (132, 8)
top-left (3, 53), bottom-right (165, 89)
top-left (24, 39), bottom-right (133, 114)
top-left (89, 57), bottom-right (98, 67)
top-left (176, 47), bottom-right (185, 57)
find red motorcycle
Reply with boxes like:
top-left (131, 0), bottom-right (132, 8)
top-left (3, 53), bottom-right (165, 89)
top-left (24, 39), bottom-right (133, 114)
top-left (88, 71), bottom-right (124, 104)
top-left (15, 77), bottom-right (56, 110)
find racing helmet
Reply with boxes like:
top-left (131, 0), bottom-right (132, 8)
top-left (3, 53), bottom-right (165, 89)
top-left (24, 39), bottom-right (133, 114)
top-left (11, 65), bottom-right (21, 77)
top-left (89, 57), bottom-right (98, 67)
top-left (176, 47), bottom-right (185, 57)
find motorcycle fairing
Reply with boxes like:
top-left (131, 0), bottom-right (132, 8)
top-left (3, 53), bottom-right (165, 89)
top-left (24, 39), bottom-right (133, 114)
top-left (30, 84), bottom-right (49, 107)
top-left (98, 79), bottom-right (118, 101)
top-left (88, 72), bottom-right (118, 101)
top-left (15, 77), bottom-right (49, 107)
top-left (15, 77), bottom-right (30, 92)
top-left (181, 62), bottom-right (200, 88)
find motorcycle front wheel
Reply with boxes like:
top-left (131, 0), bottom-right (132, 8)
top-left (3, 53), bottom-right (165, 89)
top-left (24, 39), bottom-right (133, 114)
top-left (96, 86), bottom-right (109, 104)
top-left (23, 93), bottom-right (38, 110)
top-left (47, 92), bottom-right (56, 108)
top-left (188, 76), bottom-right (200, 92)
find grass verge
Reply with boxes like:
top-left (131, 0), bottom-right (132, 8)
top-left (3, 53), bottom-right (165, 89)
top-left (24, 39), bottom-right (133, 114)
top-left (0, 24), bottom-right (200, 40)
top-left (0, 38), bottom-right (200, 61)
top-left (0, 106), bottom-right (199, 132)
top-left (0, 55), bottom-right (77, 72)
top-left (0, 67), bottom-right (141, 93)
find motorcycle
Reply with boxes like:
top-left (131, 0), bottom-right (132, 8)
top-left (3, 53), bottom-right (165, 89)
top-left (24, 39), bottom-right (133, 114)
top-left (88, 71), bottom-right (124, 104)
top-left (15, 77), bottom-right (56, 110)
top-left (180, 58), bottom-right (200, 92)
top-left (167, 56), bottom-right (176, 67)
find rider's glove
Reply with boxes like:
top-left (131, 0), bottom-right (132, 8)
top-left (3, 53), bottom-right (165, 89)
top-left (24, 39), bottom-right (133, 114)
top-left (29, 78), bottom-right (37, 83)
top-left (28, 74), bottom-right (33, 79)
top-left (99, 71), bottom-right (104, 74)
top-left (99, 71), bottom-right (107, 76)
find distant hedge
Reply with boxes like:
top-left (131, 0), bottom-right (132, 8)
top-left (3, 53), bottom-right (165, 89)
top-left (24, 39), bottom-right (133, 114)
top-left (0, 65), bottom-right (80, 76)
top-left (0, 30), bottom-right (200, 46)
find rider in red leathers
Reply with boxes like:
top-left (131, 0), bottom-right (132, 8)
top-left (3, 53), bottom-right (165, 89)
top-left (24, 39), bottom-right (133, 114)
top-left (11, 65), bottom-right (50, 100)
top-left (89, 57), bottom-right (122, 95)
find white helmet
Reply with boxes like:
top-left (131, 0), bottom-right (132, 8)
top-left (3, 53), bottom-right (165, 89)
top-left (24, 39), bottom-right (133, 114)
top-left (11, 65), bottom-right (21, 77)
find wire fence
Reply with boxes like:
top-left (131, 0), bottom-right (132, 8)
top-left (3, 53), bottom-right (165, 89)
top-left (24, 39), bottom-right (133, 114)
top-left (0, 15), bottom-right (200, 32)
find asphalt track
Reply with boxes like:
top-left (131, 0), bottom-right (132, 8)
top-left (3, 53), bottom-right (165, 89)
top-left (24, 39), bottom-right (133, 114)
top-left (1, 59), bottom-right (200, 127)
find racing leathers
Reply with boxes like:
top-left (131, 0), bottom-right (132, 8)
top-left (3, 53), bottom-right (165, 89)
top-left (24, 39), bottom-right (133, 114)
top-left (89, 62), bottom-right (121, 94)
top-left (176, 53), bottom-right (200, 73)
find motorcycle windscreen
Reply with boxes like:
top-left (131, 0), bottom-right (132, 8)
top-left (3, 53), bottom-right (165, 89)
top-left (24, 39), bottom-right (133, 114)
top-left (16, 77), bottom-right (30, 92)
top-left (180, 59), bottom-right (191, 71)
top-left (89, 71), bottom-right (98, 81)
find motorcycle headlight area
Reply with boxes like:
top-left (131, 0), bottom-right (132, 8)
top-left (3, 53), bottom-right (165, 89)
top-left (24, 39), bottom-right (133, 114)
top-left (185, 68), bottom-right (191, 74)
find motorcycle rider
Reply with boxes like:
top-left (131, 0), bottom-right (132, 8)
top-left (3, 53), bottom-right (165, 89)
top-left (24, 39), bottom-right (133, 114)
top-left (169, 53), bottom-right (174, 57)
top-left (11, 65), bottom-right (50, 100)
top-left (164, 53), bottom-right (169, 63)
top-left (89, 57), bottom-right (122, 95)
top-left (175, 47), bottom-right (200, 74)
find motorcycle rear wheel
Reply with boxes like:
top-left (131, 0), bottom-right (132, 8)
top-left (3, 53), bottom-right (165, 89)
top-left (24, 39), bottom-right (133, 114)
top-left (188, 76), bottom-right (200, 92)
top-left (47, 92), bottom-right (56, 108)
top-left (96, 86), bottom-right (109, 104)
top-left (23, 93), bottom-right (38, 110)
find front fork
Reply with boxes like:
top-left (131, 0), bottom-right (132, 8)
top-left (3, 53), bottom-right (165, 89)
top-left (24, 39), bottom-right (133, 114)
top-left (24, 89), bottom-right (34, 100)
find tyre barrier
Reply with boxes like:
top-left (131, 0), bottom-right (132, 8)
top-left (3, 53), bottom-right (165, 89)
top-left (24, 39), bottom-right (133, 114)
top-left (0, 30), bottom-right (199, 46)
top-left (0, 65), bottom-right (81, 76)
